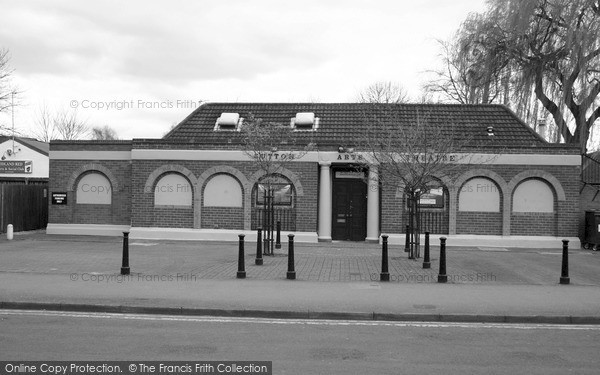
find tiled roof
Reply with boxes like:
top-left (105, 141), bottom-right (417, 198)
top-left (0, 136), bottom-right (49, 155)
top-left (164, 102), bottom-right (550, 149)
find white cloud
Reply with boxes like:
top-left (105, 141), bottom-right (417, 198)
top-left (0, 0), bottom-right (487, 139)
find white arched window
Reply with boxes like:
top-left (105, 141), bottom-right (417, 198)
top-left (513, 179), bottom-right (554, 212)
top-left (458, 177), bottom-right (500, 212)
top-left (204, 174), bottom-right (242, 207)
top-left (203, 174), bottom-right (243, 207)
top-left (76, 172), bottom-right (112, 204)
top-left (154, 173), bottom-right (192, 206)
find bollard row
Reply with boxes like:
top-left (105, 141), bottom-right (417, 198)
top-left (237, 232), bottom-right (296, 280)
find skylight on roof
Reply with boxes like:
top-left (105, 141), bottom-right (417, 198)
top-left (214, 113), bottom-right (242, 131)
top-left (291, 112), bottom-right (319, 131)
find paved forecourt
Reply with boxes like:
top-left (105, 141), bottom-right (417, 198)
top-left (1, 232), bottom-right (600, 323)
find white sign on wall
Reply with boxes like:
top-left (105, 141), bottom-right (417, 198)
top-left (76, 173), bottom-right (112, 204)
top-left (154, 174), bottom-right (192, 206)
top-left (458, 177), bottom-right (500, 212)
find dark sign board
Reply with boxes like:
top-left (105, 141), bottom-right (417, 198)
top-left (0, 160), bottom-right (32, 174)
top-left (52, 192), bottom-right (67, 205)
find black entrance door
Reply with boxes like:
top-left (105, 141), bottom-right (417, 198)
top-left (332, 178), bottom-right (367, 241)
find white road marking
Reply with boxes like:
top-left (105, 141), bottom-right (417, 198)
top-left (1, 309), bottom-right (599, 331)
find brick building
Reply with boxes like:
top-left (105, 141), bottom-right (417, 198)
top-left (47, 103), bottom-right (581, 248)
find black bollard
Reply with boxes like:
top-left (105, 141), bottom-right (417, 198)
top-left (275, 221), bottom-right (282, 249)
top-left (404, 224), bottom-right (410, 253)
top-left (120, 232), bottom-right (130, 275)
top-left (255, 228), bottom-right (263, 265)
top-left (380, 235), bottom-right (390, 281)
top-left (287, 234), bottom-right (296, 280)
top-left (237, 234), bottom-right (246, 279)
top-left (423, 231), bottom-right (431, 269)
top-left (560, 239), bottom-right (570, 285)
top-left (437, 237), bottom-right (447, 283)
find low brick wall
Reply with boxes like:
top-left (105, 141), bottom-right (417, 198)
top-left (510, 212), bottom-right (557, 236)
top-left (202, 206), bottom-right (244, 230)
top-left (456, 211), bottom-right (503, 235)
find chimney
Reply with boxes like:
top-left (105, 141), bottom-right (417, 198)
top-left (537, 118), bottom-right (547, 140)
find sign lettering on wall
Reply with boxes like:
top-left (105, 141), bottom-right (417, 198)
top-left (335, 171), bottom-right (364, 179)
top-left (0, 160), bottom-right (32, 174)
top-left (52, 192), bottom-right (67, 205)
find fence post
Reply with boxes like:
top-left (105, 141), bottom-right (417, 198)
top-left (423, 231), bottom-right (431, 269)
top-left (380, 235), bottom-right (390, 281)
top-left (560, 239), bottom-right (570, 285)
top-left (237, 234), bottom-right (246, 279)
top-left (437, 237), bottom-right (447, 283)
top-left (275, 221), bottom-right (281, 249)
top-left (255, 227), bottom-right (263, 265)
top-left (120, 232), bottom-right (130, 275)
top-left (287, 234), bottom-right (296, 280)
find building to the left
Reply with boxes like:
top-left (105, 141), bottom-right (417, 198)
top-left (0, 136), bottom-right (49, 232)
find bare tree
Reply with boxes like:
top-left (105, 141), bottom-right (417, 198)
top-left (358, 105), bottom-right (494, 258)
top-left (0, 48), bottom-right (20, 135)
top-left (31, 105), bottom-right (56, 142)
top-left (31, 106), bottom-right (89, 141)
top-left (241, 113), bottom-right (314, 254)
top-left (0, 48), bottom-right (16, 115)
top-left (357, 81), bottom-right (411, 104)
top-left (91, 125), bottom-right (118, 140)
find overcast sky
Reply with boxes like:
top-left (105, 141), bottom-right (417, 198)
top-left (1, 0), bottom-right (486, 139)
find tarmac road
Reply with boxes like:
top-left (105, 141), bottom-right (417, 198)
top-left (1, 309), bottom-right (599, 375)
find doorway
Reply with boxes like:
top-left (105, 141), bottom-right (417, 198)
top-left (331, 169), bottom-right (367, 241)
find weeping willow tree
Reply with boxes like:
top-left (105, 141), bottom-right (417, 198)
top-left (427, 0), bottom-right (600, 152)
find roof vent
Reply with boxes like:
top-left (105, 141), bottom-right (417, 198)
top-left (486, 125), bottom-right (495, 136)
top-left (291, 112), bottom-right (319, 130)
top-left (214, 113), bottom-right (242, 131)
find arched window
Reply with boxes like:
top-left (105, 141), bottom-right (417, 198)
top-left (203, 174), bottom-right (243, 207)
top-left (154, 173), bottom-right (192, 206)
top-left (458, 177), bottom-right (500, 212)
top-left (513, 179), bottom-right (554, 212)
top-left (254, 175), bottom-right (294, 207)
top-left (76, 172), bottom-right (112, 204)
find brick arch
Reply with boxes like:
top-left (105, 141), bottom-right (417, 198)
top-left (507, 170), bottom-right (564, 237)
top-left (450, 169), bottom-right (509, 235)
top-left (197, 166), bottom-right (251, 230)
top-left (507, 170), bottom-right (566, 201)
top-left (144, 165), bottom-right (198, 227)
top-left (249, 167), bottom-right (304, 196)
top-left (144, 164), bottom-right (198, 194)
top-left (67, 163), bottom-right (120, 192)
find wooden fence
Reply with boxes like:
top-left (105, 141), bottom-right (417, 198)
top-left (0, 184), bottom-right (48, 233)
